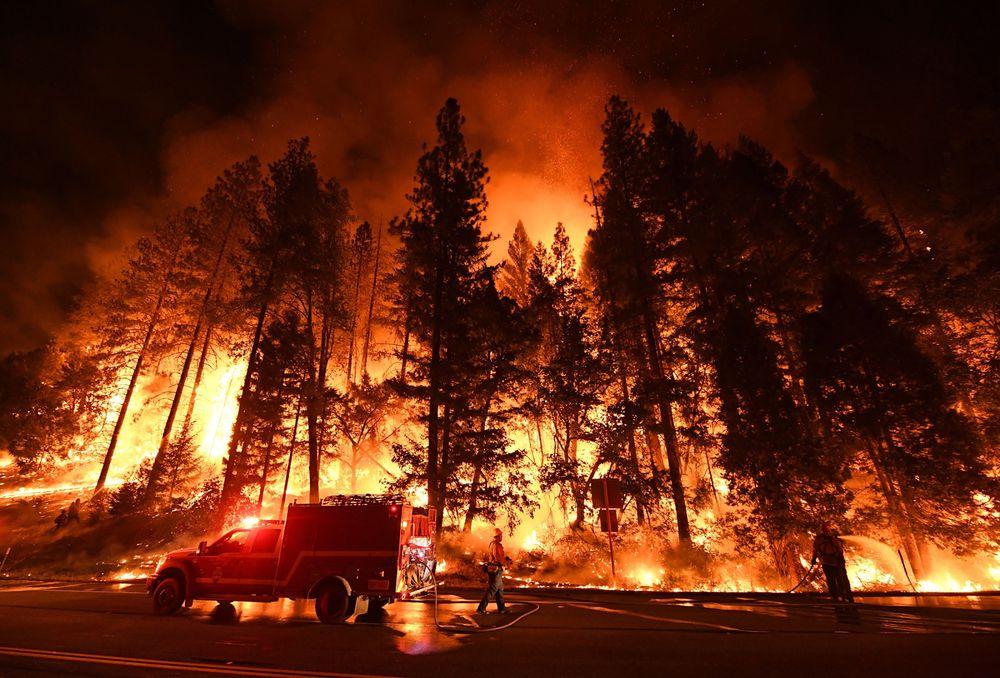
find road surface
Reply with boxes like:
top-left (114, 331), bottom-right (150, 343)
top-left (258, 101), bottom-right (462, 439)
top-left (0, 580), bottom-right (997, 677)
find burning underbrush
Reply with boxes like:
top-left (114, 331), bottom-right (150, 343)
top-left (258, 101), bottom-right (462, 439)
top-left (436, 523), bottom-right (1000, 594)
top-left (0, 484), bottom-right (219, 581)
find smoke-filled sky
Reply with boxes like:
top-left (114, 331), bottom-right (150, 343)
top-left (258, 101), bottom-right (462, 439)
top-left (1, 0), bottom-right (997, 354)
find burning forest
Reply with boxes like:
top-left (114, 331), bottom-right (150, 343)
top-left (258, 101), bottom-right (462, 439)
top-left (1, 95), bottom-right (997, 594)
top-left (0, 2), bottom-right (998, 598)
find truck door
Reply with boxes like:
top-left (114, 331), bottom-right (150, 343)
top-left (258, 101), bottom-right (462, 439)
top-left (192, 528), bottom-right (253, 598)
top-left (242, 527), bottom-right (282, 596)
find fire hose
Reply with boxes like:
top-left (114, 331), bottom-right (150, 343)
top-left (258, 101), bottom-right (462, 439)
top-left (786, 561), bottom-right (817, 593)
top-left (897, 548), bottom-right (919, 593)
top-left (426, 566), bottom-right (539, 634)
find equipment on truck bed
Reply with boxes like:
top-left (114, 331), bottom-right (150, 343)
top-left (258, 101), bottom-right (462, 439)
top-left (147, 494), bottom-right (437, 623)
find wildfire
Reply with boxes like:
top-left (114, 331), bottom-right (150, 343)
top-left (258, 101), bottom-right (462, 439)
top-left (847, 556), bottom-right (897, 590)
top-left (629, 566), bottom-right (665, 588)
top-left (0, 481), bottom-right (118, 501)
top-left (521, 530), bottom-right (542, 551)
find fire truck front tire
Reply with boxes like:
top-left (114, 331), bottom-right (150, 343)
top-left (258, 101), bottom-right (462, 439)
top-left (315, 580), bottom-right (350, 624)
top-left (152, 576), bottom-right (184, 615)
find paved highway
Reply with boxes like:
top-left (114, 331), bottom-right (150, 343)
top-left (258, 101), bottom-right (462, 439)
top-left (0, 581), bottom-right (997, 677)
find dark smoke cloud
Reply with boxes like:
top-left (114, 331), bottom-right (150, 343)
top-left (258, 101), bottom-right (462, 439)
top-left (1, 0), bottom-right (996, 354)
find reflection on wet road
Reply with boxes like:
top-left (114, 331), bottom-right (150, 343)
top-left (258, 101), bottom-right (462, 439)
top-left (0, 583), bottom-right (998, 676)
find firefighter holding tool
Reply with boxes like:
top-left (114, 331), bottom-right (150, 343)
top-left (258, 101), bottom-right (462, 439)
top-left (811, 522), bottom-right (854, 603)
top-left (477, 528), bottom-right (511, 614)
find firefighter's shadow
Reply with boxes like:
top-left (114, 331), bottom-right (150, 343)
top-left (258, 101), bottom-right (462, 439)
top-left (355, 608), bottom-right (390, 624)
top-left (209, 602), bottom-right (240, 624)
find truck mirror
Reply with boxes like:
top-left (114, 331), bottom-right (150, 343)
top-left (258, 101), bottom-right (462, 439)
top-left (198, 540), bottom-right (207, 555)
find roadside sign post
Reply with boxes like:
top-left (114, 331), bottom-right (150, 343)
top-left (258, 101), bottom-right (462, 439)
top-left (591, 477), bottom-right (623, 585)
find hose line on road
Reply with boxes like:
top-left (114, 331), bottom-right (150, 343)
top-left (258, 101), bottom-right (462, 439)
top-left (427, 570), bottom-right (539, 634)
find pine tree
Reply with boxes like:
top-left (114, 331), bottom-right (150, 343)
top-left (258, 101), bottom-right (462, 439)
top-left (594, 97), bottom-right (692, 543)
top-left (328, 379), bottom-right (390, 493)
top-left (94, 211), bottom-right (193, 492)
top-left (802, 275), bottom-right (998, 568)
top-left (389, 98), bottom-right (492, 526)
top-left (534, 225), bottom-right (606, 529)
top-left (144, 158), bottom-right (262, 503)
top-left (498, 220), bottom-right (534, 308)
top-left (345, 222), bottom-right (374, 385)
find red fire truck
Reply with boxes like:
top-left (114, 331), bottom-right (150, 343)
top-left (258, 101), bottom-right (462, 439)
top-left (147, 494), bottom-right (437, 623)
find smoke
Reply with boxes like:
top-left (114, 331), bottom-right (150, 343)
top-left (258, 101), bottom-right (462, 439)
top-left (1, 1), bottom-right (825, 353)
top-left (157, 1), bottom-right (816, 257)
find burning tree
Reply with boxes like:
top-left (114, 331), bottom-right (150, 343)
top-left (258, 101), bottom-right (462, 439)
top-left (389, 98), bottom-right (492, 528)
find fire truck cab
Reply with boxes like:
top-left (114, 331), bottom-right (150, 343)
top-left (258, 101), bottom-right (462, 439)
top-left (147, 494), bottom-right (436, 623)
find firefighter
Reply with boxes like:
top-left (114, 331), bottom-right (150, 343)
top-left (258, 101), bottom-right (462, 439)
top-left (476, 528), bottom-right (511, 614)
top-left (811, 523), bottom-right (854, 603)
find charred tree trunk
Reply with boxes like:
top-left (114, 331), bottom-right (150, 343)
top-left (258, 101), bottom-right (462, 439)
top-left (360, 223), bottom-right (382, 381)
top-left (219, 295), bottom-right (271, 520)
top-left (279, 396), bottom-right (302, 516)
top-left (256, 427), bottom-right (279, 513)
top-left (640, 312), bottom-right (691, 543)
top-left (399, 294), bottom-right (413, 385)
top-left (345, 249), bottom-right (365, 385)
top-left (426, 266), bottom-right (444, 528)
top-left (147, 206), bottom-right (239, 502)
top-left (463, 404), bottom-right (491, 532)
top-left (94, 278), bottom-right (171, 493)
top-left (143, 317), bottom-right (203, 503)
top-left (436, 398), bottom-right (452, 530)
top-left (182, 322), bottom-right (214, 428)
top-left (864, 439), bottom-right (925, 579)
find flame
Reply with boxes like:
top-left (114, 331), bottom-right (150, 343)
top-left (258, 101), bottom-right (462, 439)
top-left (521, 529), bottom-right (542, 551)
top-left (408, 486), bottom-right (428, 508)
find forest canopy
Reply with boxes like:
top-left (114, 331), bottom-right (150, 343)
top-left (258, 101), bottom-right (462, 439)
top-left (1, 96), bottom-right (997, 588)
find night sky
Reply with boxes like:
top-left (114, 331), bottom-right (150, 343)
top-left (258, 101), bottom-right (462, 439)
top-left (1, 0), bottom-right (997, 354)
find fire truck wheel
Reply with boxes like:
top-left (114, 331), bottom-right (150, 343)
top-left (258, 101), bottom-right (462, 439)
top-left (152, 577), bottom-right (183, 615)
top-left (315, 581), bottom-right (350, 623)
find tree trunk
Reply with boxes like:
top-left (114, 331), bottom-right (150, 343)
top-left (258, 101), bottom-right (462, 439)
top-left (399, 294), bottom-right (413, 385)
top-left (463, 407), bottom-right (491, 531)
top-left (345, 249), bottom-right (365, 385)
top-left (640, 311), bottom-right (691, 544)
top-left (256, 427), bottom-right (278, 513)
top-left (436, 399), bottom-right (451, 530)
top-left (94, 281), bottom-right (170, 493)
top-left (182, 322), bottom-right (213, 428)
top-left (279, 396), bottom-right (302, 516)
top-left (463, 463), bottom-right (483, 533)
top-left (219, 295), bottom-right (271, 519)
top-left (426, 266), bottom-right (444, 527)
top-left (864, 439), bottom-right (924, 579)
top-left (360, 223), bottom-right (382, 381)
top-left (143, 318), bottom-right (203, 502)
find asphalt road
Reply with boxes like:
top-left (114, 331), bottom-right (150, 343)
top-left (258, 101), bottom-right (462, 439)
top-left (0, 581), bottom-right (997, 677)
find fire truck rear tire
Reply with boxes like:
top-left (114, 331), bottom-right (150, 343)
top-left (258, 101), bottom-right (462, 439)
top-left (315, 580), bottom-right (350, 623)
top-left (152, 576), bottom-right (184, 615)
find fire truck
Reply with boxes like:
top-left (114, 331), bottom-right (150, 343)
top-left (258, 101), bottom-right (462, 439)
top-left (147, 494), bottom-right (437, 623)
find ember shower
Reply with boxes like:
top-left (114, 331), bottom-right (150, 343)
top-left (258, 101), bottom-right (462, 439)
top-left (0, 0), bottom-right (997, 592)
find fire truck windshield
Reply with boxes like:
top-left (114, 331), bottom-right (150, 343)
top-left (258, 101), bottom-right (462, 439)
top-left (208, 529), bottom-right (251, 555)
